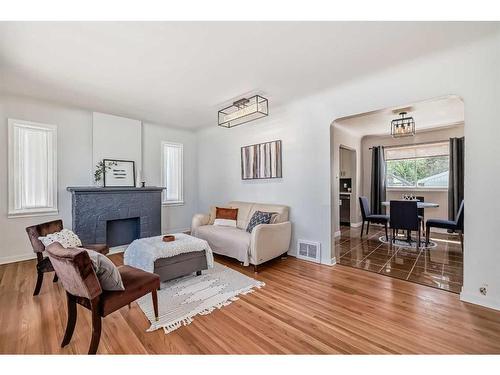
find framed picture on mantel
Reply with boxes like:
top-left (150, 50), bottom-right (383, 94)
top-left (103, 159), bottom-right (136, 187)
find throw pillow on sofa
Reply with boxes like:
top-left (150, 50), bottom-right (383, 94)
top-left (39, 228), bottom-right (82, 248)
top-left (212, 207), bottom-right (239, 227)
top-left (216, 207), bottom-right (238, 220)
top-left (246, 211), bottom-right (275, 233)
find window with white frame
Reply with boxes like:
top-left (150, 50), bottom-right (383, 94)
top-left (8, 119), bottom-right (58, 217)
top-left (161, 142), bottom-right (183, 205)
top-left (385, 141), bottom-right (449, 189)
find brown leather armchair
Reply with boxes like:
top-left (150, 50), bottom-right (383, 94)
top-left (46, 242), bottom-right (160, 354)
top-left (26, 219), bottom-right (109, 296)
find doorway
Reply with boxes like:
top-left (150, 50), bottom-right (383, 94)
top-left (330, 95), bottom-right (465, 293)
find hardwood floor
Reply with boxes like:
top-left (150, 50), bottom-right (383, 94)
top-left (1, 253), bottom-right (500, 354)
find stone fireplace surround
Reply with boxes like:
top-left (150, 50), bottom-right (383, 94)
top-left (67, 187), bottom-right (164, 247)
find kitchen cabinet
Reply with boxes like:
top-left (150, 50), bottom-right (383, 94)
top-left (339, 148), bottom-right (352, 178)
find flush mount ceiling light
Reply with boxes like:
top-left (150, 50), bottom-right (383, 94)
top-left (391, 111), bottom-right (416, 138)
top-left (218, 95), bottom-right (269, 128)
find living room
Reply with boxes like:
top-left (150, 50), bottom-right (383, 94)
top-left (2, 2), bottom-right (500, 370)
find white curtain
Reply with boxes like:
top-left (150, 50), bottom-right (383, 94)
top-left (14, 125), bottom-right (55, 210)
top-left (163, 143), bottom-right (183, 203)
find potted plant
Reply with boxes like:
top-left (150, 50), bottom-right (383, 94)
top-left (94, 160), bottom-right (117, 187)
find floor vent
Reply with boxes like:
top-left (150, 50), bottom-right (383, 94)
top-left (297, 240), bottom-right (321, 263)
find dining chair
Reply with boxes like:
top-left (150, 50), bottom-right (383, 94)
top-left (45, 242), bottom-right (160, 354)
top-left (26, 219), bottom-right (109, 296)
top-left (359, 196), bottom-right (390, 241)
top-left (426, 200), bottom-right (464, 250)
top-left (389, 200), bottom-right (422, 248)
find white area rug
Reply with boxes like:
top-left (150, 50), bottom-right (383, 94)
top-left (136, 262), bottom-right (265, 334)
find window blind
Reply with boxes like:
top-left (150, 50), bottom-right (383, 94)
top-left (162, 142), bottom-right (183, 204)
top-left (8, 119), bottom-right (58, 216)
top-left (384, 142), bottom-right (449, 161)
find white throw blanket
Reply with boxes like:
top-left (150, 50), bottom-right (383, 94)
top-left (124, 233), bottom-right (214, 273)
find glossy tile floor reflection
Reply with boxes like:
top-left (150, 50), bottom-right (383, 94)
top-left (336, 225), bottom-right (463, 293)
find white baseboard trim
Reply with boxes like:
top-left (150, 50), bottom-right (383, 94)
top-left (321, 257), bottom-right (337, 266)
top-left (334, 230), bottom-right (342, 238)
top-left (164, 227), bottom-right (191, 234)
top-left (460, 291), bottom-right (500, 311)
top-left (0, 253), bottom-right (36, 265)
top-left (108, 245), bottom-right (127, 255)
top-left (350, 222), bottom-right (363, 228)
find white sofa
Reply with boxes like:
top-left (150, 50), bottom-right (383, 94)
top-left (191, 201), bottom-right (291, 271)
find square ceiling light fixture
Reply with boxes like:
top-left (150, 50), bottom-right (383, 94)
top-left (218, 95), bottom-right (269, 128)
top-left (391, 111), bottom-right (416, 138)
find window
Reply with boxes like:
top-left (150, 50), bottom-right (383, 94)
top-left (161, 142), bottom-right (183, 205)
top-left (8, 119), bottom-right (58, 217)
top-left (385, 142), bottom-right (449, 189)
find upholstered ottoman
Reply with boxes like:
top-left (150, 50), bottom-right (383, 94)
top-left (123, 234), bottom-right (214, 283)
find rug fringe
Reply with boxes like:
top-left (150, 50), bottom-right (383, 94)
top-left (148, 284), bottom-right (265, 334)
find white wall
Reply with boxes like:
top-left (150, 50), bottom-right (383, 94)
top-left (197, 104), bottom-right (334, 265)
top-left (0, 95), bottom-right (93, 263)
top-left (197, 32), bottom-right (500, 309)
top-left (92, 112), bottom-right (142, 182)
top-left (0, 95), bottom-right (197, 264)
top-left (142, 121), bottom-right (198, 233)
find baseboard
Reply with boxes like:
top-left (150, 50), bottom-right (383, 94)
top-left (0, 253), bottom-right (36, 265)
top-left (460, 291), bottom-right (500, 311)
top-left (321, 257), bottom-right (337, 266)
top-left (164, 227), bottom-right (191, 234)
top-left (108, 245), bottom-right (127, 254)
top-left (350, 222), bottom-right (363, 228)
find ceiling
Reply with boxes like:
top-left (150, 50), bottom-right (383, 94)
top-left (0, 22), bottom-right (496, 129)
top-left (334, 95), bottom-right (465, 137)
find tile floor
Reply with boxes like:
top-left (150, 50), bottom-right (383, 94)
top-left (335, 225), bottom-right (463, 293)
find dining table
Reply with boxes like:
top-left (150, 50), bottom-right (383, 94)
top-left (381, 200), bottom-right (439, 244)
top-left (381, 201), bottom-right (439, 209)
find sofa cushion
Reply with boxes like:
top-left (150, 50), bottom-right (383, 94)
top-left (250, 203), bottom-right (289, 223)
top-left (228, 201), bottom-right (254, 229)
top-left (194, 225), bottom-right (251, 264)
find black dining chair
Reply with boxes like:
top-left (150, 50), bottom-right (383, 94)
top-left (359, 196), bottom-right (390, 241)
top-left (426, 200), bottom-right (464, 250)
top-left (389, 200), bottom-right (422, 248)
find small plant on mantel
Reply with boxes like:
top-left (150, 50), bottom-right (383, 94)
top-left (94, 160), bottom-right (117, 186)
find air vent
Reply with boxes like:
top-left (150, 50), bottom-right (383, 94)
top-left (297, 240), bottom-right (321, 263)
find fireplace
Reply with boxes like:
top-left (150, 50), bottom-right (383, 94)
top-left (106, 217), bottom-right (140, 247)
top-left (67, 186), bottom-right (164, 247)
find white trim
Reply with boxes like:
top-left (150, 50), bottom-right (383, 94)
top-left (334, 230), bottom-right (342, 238)
top-left (0, 253), bottom-right (36, 265)
top-left (321, 257), bottom-right (337, 266)
top-left (161, 141), bottom-right (184, 205)
top-left (163, 227), bottom-right (191, 234)
top-left (387, 187), bottom-right (448, 192)
top-left (350, 221), bottom-right (363, 228)
top-left (7, 209), bottom-right (59, 219)
top-left (460, 291), bottom-right (500, 311)
top-left (8, 118), bottom-right (58, 218)
top-left (162, 201), bottom-right (185, 207)
top-left (108, 245), bottom-right (127, 255)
